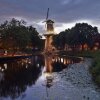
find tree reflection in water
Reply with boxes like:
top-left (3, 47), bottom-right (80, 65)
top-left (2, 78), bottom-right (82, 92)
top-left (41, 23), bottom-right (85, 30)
top-left (0, 55), bottom-right (81, 99)
top-left (0, 55), bottom-right (44, 99)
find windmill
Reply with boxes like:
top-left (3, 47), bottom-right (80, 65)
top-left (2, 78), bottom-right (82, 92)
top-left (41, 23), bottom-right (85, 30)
top-left (43, 8), bottom-right (54, 34)
top-left (43, 8), bottom-right (55, 53)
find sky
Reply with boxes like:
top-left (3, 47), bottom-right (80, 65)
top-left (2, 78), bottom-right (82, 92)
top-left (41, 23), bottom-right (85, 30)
top-left (0, 0), bottom-right (100, 34)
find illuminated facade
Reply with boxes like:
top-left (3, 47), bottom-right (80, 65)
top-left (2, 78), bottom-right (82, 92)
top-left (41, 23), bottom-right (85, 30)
top-left (44, 19), bottom-right (55, 52)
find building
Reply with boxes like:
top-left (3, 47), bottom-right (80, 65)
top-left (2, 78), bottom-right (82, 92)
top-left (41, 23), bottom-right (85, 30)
top-left (44, 19), bottom-right (55, 53)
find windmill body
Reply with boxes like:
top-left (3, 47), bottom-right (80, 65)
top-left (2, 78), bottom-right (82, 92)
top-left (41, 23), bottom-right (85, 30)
top-left (44, 8), bottom-right (55, 53)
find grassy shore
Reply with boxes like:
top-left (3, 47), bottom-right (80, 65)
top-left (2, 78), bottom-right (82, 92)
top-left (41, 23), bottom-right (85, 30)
top-left (72, 50), bottom-right (100, 86)
top-left (60, 50), bottom-right (100, 87)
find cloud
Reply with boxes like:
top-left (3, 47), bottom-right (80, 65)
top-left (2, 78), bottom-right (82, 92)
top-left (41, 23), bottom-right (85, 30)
top-left (0, 0), bottom-right (100, 33)
top-left (61, 0), bottom-right (71, 5)
top-left (55, 19), bottom-right (99, 33)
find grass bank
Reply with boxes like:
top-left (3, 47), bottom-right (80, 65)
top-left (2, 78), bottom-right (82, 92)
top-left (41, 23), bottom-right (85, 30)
top-left (77, 50), bottom-right (100, 87)
top-left (59, 50), bottom-right (100, 87)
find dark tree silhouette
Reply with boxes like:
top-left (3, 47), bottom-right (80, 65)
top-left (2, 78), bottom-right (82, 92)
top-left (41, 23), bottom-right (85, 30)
top-left (52, 23), bottom-right (99, 50)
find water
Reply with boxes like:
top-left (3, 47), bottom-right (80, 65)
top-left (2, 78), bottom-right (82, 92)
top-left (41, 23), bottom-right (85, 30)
top-left (0, 55), bottom-right (100, 100)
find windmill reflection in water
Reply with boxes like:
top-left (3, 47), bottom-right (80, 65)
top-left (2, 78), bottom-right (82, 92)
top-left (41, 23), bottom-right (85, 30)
top-left (43, 55), bottom-right (82, 99)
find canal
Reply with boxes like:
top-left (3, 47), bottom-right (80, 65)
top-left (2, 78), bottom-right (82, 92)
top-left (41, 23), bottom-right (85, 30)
top-left (0, 55), bottom-right (100, 100)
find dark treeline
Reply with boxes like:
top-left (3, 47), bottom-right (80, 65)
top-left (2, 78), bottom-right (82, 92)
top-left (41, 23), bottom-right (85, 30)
top-left (0, 18), bottom-right (44, 54)
top-left (52, 23), bottom-right (100, 51)
top-left (0, 19), bottom-right (100, 54)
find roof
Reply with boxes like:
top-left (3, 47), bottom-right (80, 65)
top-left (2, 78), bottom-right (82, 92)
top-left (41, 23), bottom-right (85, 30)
top-left (46, 19), bottom-right (54, 23)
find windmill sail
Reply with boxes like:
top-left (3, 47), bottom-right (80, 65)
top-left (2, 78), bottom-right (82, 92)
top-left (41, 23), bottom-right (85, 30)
top-left (46, 8), bottom-right (49, 21)
top-left (43, 8), bottom-right (49, 23)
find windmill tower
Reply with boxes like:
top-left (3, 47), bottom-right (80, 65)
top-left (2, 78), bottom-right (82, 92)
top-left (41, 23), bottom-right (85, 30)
top-left (44, 8), bottom-right (55, 53)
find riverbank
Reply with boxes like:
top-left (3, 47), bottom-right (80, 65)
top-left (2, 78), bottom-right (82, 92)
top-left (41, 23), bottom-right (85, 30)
top-left (77, 50), bottom-right (100, 87)
top-left (55, 58), bottom-right (100, 100)
top-left (59, 50), bottom-right (100, 87)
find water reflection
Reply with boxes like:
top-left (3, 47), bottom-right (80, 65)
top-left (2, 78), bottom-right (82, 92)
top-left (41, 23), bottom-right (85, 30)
top-left (0, 55), bottom-right (81, 99)
top-left (44, 55), bottom-right (81, 88)
top-left (0, 55), bottom-right (44, 99)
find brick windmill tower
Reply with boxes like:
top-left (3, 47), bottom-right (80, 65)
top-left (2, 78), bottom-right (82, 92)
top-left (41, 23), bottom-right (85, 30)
top-left (43, 8), bottom-right (55, 53)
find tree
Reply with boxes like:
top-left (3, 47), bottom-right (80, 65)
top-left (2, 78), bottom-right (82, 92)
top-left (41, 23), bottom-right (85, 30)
top-left (52, 23), bottom-right (99, 50)
top-left (0, 18), bottom-right (44, 54)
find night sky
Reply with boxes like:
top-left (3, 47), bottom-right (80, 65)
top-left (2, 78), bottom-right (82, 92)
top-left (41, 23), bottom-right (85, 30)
top-left (0, 0), bottom-right (100, 34)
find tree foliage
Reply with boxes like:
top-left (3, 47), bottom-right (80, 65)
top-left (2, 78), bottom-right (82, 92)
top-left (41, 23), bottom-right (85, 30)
top-left (0, 18), bottom-right (44, 53)
top-left (52, 23), bottom-right (99, 50)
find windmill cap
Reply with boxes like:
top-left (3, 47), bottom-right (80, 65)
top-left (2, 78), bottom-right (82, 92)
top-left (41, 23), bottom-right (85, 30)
top-left (46, 19), bottom-right (54, 23)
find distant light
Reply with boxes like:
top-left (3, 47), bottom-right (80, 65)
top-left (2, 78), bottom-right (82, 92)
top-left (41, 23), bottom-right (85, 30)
top-left (37, 64), bottom-right (40, 67)
top-left (64, 59), bottom-right (66, 64)
top-left (4, 63), bottom-right (7, 69)
top-left (26, 65), bottom-right (28, 68)
top-left (93, 47), bottom-right (98, 50)
top-left (28, 61), bottom-right (31, 64)
top-left (61, 58), bottom-right (64, 63)
top-left (2, 69), bottom-right (4, 72)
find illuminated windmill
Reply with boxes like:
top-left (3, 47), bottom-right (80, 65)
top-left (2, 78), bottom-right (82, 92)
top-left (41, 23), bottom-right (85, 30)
top-left (43, 8), bottom-right (55, 52)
